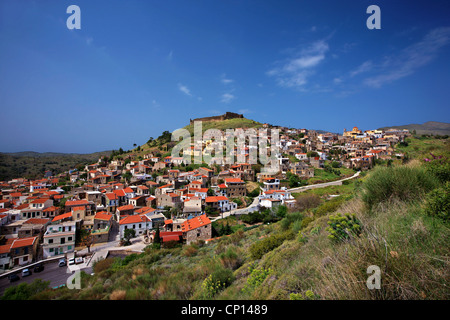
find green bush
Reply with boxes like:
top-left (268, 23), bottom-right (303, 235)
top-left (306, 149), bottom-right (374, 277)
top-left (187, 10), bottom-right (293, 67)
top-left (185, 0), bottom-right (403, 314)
top-left (280, 212), bottom-right (304, 231)
top-left (249, 230), bottom-right (294, 259)
top-left (424, 182), bottom-right (449, 222)
top-left (424, 155), bottom-right (450, 183)
top-left (201, 267), bottom-right (235, 298)
top-left (361, 166), bottom-right (439, 209)
top-left (326, 213), bottom-right (362, 243)
top-left (242, 264), bottom-right (273, 294)
top-left (289, 290), bottom-right (318, 300)
top-left (1, 279), bottom-right (50, 300)
top-left (314, 197), bottom-right (345, 216)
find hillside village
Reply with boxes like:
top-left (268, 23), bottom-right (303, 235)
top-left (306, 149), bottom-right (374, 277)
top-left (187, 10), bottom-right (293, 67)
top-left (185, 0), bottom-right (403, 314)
top-left (0, 115), bottom-right (411, 272)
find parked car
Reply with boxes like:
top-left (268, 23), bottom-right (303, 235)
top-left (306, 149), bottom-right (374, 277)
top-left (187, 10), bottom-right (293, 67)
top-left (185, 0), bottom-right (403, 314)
top-left (33, 263), bottom-right (44, 273)
top-left (58, 258), bottom-right (67, 267)
top-left (75, 257), bottom-right (83, 264)
top-left (8, 274), bottom-right (20, 283)
top-left (68, 258), bottom-right (75, 265)
top-left (22, 268), bottom-right (32, 277)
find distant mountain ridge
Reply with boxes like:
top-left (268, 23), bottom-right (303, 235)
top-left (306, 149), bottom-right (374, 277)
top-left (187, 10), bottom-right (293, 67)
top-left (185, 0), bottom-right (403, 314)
top-left (0, 150), bottom-right (112, 181)
top-left (378, 121), bottom-right (450, 136)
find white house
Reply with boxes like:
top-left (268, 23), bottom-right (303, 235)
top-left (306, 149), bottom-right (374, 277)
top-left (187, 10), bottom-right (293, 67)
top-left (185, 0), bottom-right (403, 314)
top-left (118, 214), bottom-right (152, 239)
top-left (259, 189), bottom-right (296, 208)
top-left (260, 198), bottom-right (282, 209)
top-left (42, 215), bottom-right (76, 259)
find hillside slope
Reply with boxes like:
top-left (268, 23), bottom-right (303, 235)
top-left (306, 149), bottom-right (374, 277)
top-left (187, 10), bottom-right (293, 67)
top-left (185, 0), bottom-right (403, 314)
top-left (0, 151), bottom-right (111, 181)
top-left (12, 150), bottom-right (448, 300)
top-left (379, 121), bottom-right (450, 136)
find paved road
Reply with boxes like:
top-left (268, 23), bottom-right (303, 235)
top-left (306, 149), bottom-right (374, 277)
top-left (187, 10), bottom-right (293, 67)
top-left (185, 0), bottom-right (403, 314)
top-left (287, 171), bottom-right (360, 193)
top-left (210, 171), bottom-right (361, 222)
top-left (0, 260), bottom-right (92, 296)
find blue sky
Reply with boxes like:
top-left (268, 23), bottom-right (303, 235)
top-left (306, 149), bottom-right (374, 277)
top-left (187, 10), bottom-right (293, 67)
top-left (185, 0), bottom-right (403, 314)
top-left (0, 0), bottom-right (449, 153)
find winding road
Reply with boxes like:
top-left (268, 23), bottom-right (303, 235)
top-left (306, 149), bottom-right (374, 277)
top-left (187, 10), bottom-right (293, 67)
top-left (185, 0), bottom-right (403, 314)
top-left (210, 171), bottom-right (361, 221)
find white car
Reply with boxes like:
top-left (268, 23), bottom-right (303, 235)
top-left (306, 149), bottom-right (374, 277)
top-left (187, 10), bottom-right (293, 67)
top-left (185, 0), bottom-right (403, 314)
top-left (68, 258), bottom-right (75, 265)
top-left (75, 257), bottom-right (83, 264)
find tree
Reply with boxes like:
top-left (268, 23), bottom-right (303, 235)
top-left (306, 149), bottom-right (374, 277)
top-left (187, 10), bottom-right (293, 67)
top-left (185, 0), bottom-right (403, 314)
top-left (307, 151), bottom-right (319, 158)
top-left (80, 230), bottom-right (95, 253)
top-left (154, 226), bottom-right (161, 243)
top-left (123, 229), bottom-right (136, 246)
top-left (1, 279), bottom-right (50, 300)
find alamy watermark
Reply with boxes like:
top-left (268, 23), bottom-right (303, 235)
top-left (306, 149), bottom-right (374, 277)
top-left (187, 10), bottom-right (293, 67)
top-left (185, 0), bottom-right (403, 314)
top-left (66, 266), bottom-right (81, 290)
top-left (366, 265), bottom-right (381, 290)
top-left (171, 121), bottom-right (280, 174)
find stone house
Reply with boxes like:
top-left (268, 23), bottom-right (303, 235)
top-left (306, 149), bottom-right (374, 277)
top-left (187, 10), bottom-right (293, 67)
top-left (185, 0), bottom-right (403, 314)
top-left (181, 214), bottom-right (212, 245)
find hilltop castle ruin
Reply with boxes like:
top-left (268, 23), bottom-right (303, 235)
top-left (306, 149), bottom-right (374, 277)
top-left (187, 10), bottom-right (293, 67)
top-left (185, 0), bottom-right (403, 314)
top-left (189, 112), bottom-right (244, 125)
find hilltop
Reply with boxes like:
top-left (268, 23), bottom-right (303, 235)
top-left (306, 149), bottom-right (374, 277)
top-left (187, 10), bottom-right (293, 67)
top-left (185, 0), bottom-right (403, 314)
top-left (379, 121), bottom-right (450, 136)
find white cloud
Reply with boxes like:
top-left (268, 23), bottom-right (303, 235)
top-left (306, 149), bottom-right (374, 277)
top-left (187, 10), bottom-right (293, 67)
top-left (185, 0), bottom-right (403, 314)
top-left (221, 78), bottom-right (234, 84)
top-left (220, 93), bottom-right (235, 103)
top-left (350, 60), bottom-right (373, 77)
top-left (220, 74), bottom-right (234, 84)
top-left (364, 27), bottom-right (450, 88)
top-left (333, 77), bottom-right (343, 84)
top-left (152, 100), bottom-right (160, 109)
top-left (267, 39), bottom-right (329, 89)
top-left (238, 108), bottom-right (252, 114)
top-left (167, 50), bottom-right (173, 61)
top-left (178, 83), bottom-right (192, 96)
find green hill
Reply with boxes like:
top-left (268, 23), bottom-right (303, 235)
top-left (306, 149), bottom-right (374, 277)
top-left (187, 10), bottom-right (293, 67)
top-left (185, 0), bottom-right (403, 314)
top-left (0, 151), bottom-right (111, 181)
top-left (183, 117), bottom-right (264, 135)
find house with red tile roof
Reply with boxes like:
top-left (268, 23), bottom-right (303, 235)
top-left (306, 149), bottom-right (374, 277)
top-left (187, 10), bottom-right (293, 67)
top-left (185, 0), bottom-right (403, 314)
top-left (158, 192), bottom-right (181, 209)
top-left (223, 177), bottom-right (247, 198)
top-left (181, 214), bottom-right (212, 245)
top-left (43, 216), bottom-right (76, 258)
top-left (116, 204), bottom-right (135, 221)
top-left (8, 236), bottom-right (39, 266)
top-left (118, 214), bottom-right (151, 239)
top-left (205, 196), bottom-right (237, 213)
top-left (92, 212), bottom-right (114, 243)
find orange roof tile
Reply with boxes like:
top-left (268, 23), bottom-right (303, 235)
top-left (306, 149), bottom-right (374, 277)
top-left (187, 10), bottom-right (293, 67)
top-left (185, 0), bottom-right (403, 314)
top-left (205, 196), bottom-right (228, 203)
top-left (11, 237), bottom-right (37, 249)
top-left (52, 212), bottom-right (72, 222)
top-left (117, 204), bottom-right (134, 212)
top-left (224, 178), bottom-right (244, 183)
top-left (95, 212), bottom-right (113, 221)
top-left (181, 214), bottom-right (211, 232)
top-left (65, 200), bottom-right (89, 207)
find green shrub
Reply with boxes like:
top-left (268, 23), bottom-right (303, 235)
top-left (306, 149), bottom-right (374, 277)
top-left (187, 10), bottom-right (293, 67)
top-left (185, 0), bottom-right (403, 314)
top-left (314, 197), bottom-right (345, 216)
top-left (280, 212), bottom-right (303, 231)
top-left (289, 290), bottom-right (318, 300)
top-left (326, 213), bottom-right (362, 243)
top-left (1, 279), bottom-right (50, 300)
top-left (424, 182), bottom-right (449, 222)
top-left (242, 264), bottom-right (273, 294)
top-left (361, 166), bottom-right (439, 209)
top-left (201, 267), bottom-right (235, 298)
top-left (423, 153), bottom-right (450, 183)
top-left (219, 246), bottom-right (242, 270)
top-left (249, 230), bottom-right (294, 259)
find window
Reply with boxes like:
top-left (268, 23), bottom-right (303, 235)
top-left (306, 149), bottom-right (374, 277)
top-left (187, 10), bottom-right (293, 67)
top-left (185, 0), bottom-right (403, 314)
top-left (48, 239), bottom-right (53, 244)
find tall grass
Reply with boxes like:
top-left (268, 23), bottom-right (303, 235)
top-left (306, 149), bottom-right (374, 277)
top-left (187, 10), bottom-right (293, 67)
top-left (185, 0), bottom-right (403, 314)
top-left (361, 165), bottom-right (439, 210)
